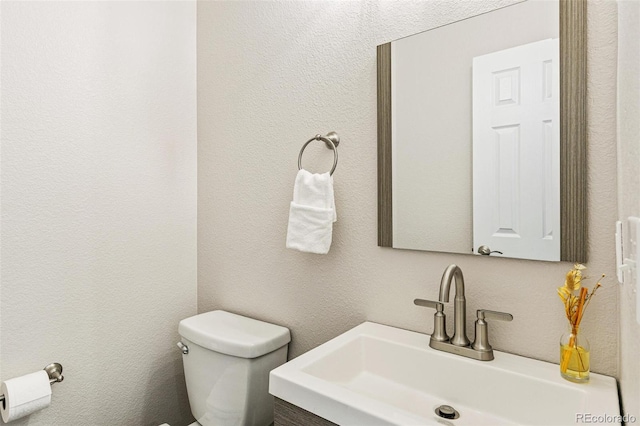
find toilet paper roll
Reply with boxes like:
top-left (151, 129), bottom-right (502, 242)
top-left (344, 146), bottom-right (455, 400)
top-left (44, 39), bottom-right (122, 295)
top-left (1, 370), bottom-right (52, 423)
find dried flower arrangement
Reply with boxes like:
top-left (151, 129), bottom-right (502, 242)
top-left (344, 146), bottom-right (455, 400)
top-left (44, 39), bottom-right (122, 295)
top-left (557, 264), bottom-right (605, 377)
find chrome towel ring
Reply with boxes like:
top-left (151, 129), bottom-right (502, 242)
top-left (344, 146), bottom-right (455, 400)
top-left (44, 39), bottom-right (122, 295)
top-left (298, 131), bottom-right (340, 175)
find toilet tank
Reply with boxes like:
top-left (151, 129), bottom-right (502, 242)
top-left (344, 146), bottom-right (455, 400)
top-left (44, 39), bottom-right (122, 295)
top-left (178, 311), bottom-right (290, 426)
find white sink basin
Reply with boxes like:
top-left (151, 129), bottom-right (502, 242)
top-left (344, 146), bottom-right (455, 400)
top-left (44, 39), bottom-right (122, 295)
top-left (269, 322), bottom-right (620, 425)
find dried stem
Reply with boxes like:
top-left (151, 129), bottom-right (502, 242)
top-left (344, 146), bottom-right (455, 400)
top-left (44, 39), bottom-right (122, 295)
top-left (561, 287), bottom-right (588, 373)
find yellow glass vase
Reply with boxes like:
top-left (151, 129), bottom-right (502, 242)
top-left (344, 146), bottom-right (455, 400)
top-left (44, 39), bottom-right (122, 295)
top-left (559, 327), bottom-right (590, 383)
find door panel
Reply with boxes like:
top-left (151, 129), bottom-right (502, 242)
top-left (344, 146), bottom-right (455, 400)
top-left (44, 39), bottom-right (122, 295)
top-left (472, 39), bottom-right (560, 261)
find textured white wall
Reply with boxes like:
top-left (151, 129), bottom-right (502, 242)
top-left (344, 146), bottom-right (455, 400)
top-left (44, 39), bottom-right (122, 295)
top-left (1, 2), bottom-right (197, 425)
top-left (617, 0), bottom-right (640, 418)
top-left (198, 0), bottom-right (619, 377)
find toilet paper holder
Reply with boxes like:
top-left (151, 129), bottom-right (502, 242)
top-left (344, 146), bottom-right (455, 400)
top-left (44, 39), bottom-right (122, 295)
top-left (0, 363), bottom-right (64, 404)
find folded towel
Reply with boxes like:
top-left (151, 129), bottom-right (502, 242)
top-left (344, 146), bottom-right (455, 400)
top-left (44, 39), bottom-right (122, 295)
top-left (286, 169), bottom-right (337, 254)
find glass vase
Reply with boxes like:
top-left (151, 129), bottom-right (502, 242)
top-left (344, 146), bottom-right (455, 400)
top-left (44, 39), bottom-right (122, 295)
top-left (559, 327), bottom-right (590, 383)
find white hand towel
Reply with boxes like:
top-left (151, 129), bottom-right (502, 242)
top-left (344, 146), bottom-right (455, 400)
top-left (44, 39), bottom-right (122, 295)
top-left (286, 169), bottom-right (337, 254)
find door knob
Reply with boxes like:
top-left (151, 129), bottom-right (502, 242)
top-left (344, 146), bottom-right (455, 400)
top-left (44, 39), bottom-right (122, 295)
top-left (477, 245), bottom-right (503, 255)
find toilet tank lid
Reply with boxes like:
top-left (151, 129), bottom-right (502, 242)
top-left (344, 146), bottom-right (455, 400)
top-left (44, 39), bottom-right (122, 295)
top-left (178, 310), bottom-right (291, 359)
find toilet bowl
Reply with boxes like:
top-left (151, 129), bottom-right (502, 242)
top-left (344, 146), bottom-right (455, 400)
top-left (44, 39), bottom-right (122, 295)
top-left (165, 310), bottom-right (290, 426)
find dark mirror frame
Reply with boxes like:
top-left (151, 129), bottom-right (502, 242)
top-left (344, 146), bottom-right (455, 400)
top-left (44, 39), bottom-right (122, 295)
top-left (377, 0), bottom-right (587, 262)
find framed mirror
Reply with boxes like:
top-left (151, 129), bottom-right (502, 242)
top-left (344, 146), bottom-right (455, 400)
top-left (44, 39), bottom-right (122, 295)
top-left (377, 0), bottom-right (586, 262)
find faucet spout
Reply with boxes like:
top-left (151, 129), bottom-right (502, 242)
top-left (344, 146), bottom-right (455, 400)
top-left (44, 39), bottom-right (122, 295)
top-left (438, 264), bottom-right (470, 347)
top-left (438, 264), bottom-right (465, 303)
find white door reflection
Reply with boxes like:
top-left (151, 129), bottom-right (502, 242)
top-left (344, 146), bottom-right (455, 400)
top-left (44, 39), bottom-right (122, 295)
top-left (472, 39), bottom-right (560, 261)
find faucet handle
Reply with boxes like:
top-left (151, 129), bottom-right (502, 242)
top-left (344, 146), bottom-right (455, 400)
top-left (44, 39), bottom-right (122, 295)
top-left (414, 299), bottom-right (449, 342)
top-left (472, 309), bottom-right (513, 353)
top-left (414, 299), bottom-right (444, 310)
top-left (478, 309), bottom-right (513, 322)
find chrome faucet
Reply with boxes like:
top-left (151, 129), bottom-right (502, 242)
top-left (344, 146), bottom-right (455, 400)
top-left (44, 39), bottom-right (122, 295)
top-left (414, 264), bottom-right (513, 361)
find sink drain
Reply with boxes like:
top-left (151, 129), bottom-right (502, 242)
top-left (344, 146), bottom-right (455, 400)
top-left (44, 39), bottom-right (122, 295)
top-left (435, 405), bottom-right (460, 420)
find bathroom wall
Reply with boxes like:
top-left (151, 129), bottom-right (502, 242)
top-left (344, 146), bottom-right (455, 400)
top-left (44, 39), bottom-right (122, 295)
top-left (198, 0), bottom-right (619, 376)
top-left (617, 0), bottom-right (640, 417)
top-left (1, 2), bottom-right (197, 425)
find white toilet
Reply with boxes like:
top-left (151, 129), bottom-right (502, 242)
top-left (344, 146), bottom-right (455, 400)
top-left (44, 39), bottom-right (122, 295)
top-left (170, 310), bottom-right (291, 426)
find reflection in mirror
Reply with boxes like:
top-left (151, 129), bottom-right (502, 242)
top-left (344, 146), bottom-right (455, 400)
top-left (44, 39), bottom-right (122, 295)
top-left (377, 0), bottom-right (587, 262)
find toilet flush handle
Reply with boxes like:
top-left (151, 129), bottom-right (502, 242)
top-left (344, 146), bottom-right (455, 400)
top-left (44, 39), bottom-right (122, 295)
top-left (177, 341), bottom-right (189, 355)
